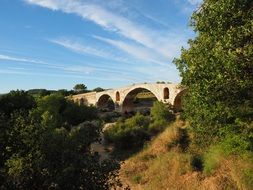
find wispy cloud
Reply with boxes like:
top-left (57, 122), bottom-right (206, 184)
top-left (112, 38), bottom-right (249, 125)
top-left (0, 53), bottom-right (144, 80)
top-left (0, 68), bottom-right (138, 82)
top-left (49, 38), bottom-right (130, 63)
top-left (0, 53), bottom-right (94, 74)
top-left (187, 0), bottom-right (202, 6)
top-left (93, 35), bottom-right (168, 65)
top-left (0, 54), bottom-right (44, 64)
top-left (24, 0), bottom-right (187, 61)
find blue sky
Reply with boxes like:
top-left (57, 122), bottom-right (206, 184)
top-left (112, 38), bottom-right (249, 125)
top-left (0, 0), bottom-right (201, 93)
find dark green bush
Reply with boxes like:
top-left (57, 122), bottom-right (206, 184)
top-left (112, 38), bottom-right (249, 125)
top-left (104, 113), bottom-right (150, 149)
top-left (190, 154), bottom-right (203, 171)
top-left (100, 111), bottom-right (121, 122)
top-left (149, 101), bottom-right (175, 133)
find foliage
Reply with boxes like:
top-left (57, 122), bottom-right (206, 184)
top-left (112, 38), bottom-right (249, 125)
top-left (100, 111), bottom-right (121, 122)
top-left (0, 90), bottom-right (35, 117)
top-left (190, 154), bottom-right (203, 171)
top-left (173, 0), bottom-right (253, 147)
top-left (31, 93), bottom-right (98, 127)
top-left (149, 101), bottom-right (175, 133)
top-left (204, 131), bottom-right (253, 175)
top-left (0, 91), bottom-right (120, 189)
top-left (104, 113), bottom-right (150, 149)
top-left (73, 84), bottom-right (87, 93)
top-left (156, 81), bottom-right (165, 84)
top-left (93, 87), bottom-right (105, 92)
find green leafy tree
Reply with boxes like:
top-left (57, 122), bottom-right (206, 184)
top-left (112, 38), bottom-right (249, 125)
top-left (93, 87), bottom-right (105, 92)
top-left (0, 91), bottom-right (120, 189)
top-left (73, 84), bottom-right (87, 93)
top-left (174, 0), bottom-right (253, 147)
top-left (0, 90), bottom-right (35, 117)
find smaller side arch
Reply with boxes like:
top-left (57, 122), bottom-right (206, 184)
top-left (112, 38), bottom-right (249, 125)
top-left (163, 87), bottom-right (169, 99)
top-left (173, 89), bottom-right (187, 112)
top-left (79, 97), bottom-right (88, 105)
top-left (116, 91), bottom-right (120, 101)
top-left (97, 94), bottom-right (115, 111)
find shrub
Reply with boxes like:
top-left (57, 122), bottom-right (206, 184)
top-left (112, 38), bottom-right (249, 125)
top-left (149, 101), bottom-right (175, 133)
top-left (104, 113), bottom-right (150, 149)
top-left (204, 133), bottom-right (252, 175)
top-left (100, 111), bottom-right (121, 122)
top-left (132, 175), bottom-right (142, 184)
top-left (190, 154), bottom-right (203, 171)
top-left (148, 119), bottom-right (167, 134)
top-left (151, 101), bottom-right (175, 122)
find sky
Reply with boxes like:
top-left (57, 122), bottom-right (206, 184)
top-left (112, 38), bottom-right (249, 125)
top-left (0, 0), bottom-right (201, 93)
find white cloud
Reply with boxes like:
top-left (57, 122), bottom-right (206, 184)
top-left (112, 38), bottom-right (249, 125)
top-left (187, 0), bottom-right (202, 5)
top-left (24, 0), bottom-right (187, 61)
top-left (50, 38), bottom-right (130, 63)
top-left (93, 35), bottom-right (168, 65)
top-left (0, 53), bottom-right (142, 79)
top-left (0, 54), bottom-right (93, 74)
top-left (0, 54), bottom-right (44, 64)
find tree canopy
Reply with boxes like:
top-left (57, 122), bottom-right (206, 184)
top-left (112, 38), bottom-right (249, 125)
top-left (0, 91), bottom-right (120, 189)
top-left (174, 0), bottom-right (253, 147)
top-left (73, 84), bottom-right (87, 93)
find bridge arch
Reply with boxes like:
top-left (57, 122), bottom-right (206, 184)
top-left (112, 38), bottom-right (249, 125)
top-left (163, 87), bottom-right (169, 99)
top-left (97, 94), bottom-right (115, 111)
top-left (121, 87), bottom-right (159, 113)
top-left (116, 91), bottom-right (120, 101)
top-left (173, 89), bottom-right (187, 112)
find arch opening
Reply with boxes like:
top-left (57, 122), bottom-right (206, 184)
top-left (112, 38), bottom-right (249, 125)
top-left (163, 87), bottom-right (169, 99)
top-left (79, 97), bottom-right (88, 105)
top-left (122, 88), bottom-right (158, 114)
top-left (97, 94), bottom-right (115, 111)
top-left (116, 91), bottom-right (120, 101)
top-left (173, 90), bottom-right (186, 112)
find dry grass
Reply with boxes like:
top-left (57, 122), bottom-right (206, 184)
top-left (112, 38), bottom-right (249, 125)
top-left (119, 120), bottom-right (253, 190)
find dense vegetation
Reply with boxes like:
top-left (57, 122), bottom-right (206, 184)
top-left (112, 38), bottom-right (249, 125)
top-left (0, 91), bottom-right (119, 190)
top-left (173, 0), bottom-right (253, 181)
top-left (1, 0), bottom-right (252, 189)
top-left (104, 102), bottom-right (175, 150)
top-left (118, 0), bottom-right (253, 189)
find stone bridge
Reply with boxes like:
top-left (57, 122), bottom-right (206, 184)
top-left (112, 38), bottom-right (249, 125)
top-left (71, 83), bottom-right (186, 112)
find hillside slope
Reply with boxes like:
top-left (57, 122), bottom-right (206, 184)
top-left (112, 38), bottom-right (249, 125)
top-left (119, 120), bottom-right (253, 190)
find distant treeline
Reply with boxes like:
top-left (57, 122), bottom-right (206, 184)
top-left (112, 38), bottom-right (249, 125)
top-left (25, 86), bottom-right (106, 97)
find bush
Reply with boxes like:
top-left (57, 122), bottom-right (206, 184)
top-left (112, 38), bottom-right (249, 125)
top-left (100, 111), bottom-right (121, 122)
top-left (0, 91), bottom-right (120, 189)
top-left (204, 133), bottom-right (253, 175)
top-left (190, 154), bottom-right (203, 171)
top-left (148, 119), bottom-right (167, 134)
top-left (149, 101), bottom-right (175, 133)
top-left (104, 113), bottom-right (150, 149)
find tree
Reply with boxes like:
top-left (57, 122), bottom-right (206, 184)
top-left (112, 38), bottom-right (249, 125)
top-left (93, 87), bottom-right (105, 92)
top-left (0, 91), bottom-right (120, 189)
top-left (0, 90), bottom-right (35, 117)
top-left (73, 84), bottom-right (87, 93)
top-left (174, 0), bottom-right (253, 146)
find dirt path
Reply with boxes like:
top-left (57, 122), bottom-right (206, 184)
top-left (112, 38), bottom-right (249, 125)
top-left (90, 122), bottom-right (115, 161)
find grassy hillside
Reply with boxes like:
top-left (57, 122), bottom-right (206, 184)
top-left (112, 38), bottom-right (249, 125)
top-left (119, 120), bottom-right (253, 190)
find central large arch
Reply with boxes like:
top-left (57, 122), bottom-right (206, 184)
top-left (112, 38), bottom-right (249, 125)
top-left (97, 94), bottom-right (115, 111)
top-left (122, 88), bottom-right (159, 113)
